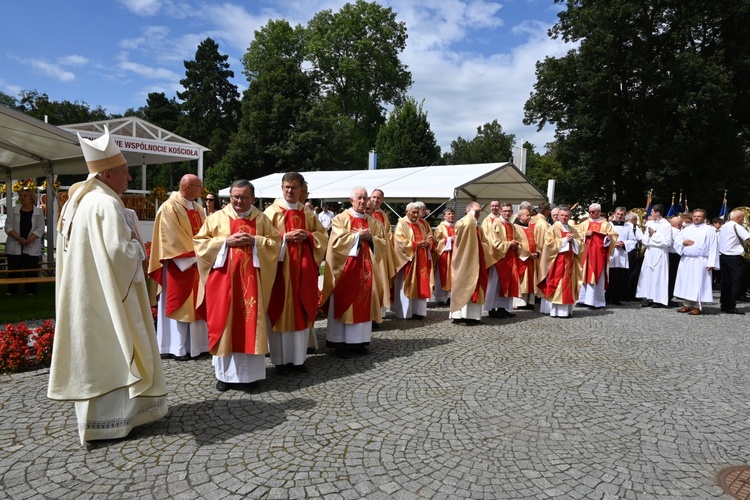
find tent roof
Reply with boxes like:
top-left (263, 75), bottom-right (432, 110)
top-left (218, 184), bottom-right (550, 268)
top-left (0, 105), bottom-right (84, 178)
top-left (219, 163), bottom-right (547, 205)
top-left (0, 107), bottom-right (209, 179)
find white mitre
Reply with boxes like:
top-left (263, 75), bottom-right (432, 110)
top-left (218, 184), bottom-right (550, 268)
top-left (77, 125), bottom-right (126, 173)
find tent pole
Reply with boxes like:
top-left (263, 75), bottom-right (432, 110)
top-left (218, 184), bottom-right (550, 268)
top-left (43, 164), bottom-right (55, 263)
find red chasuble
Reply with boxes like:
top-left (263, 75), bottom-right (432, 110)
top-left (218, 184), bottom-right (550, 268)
top-left (538, 229), bottom-right (576, 304)
top-left (163, 206), bottom-right (204, 318)
top-left (495, 221), bottom-right (520, 298)
top-left (437, 225), bottom-right (456, 288)
top-left (333, 216), bottom-right (374, 323)
top-left (205, 218), bottom-right (259, 354)
top-left (582, 221), bottom-right (609, 288)
top-left (403, 222), bottom-right (432, 299)
top-left (473, 227), bottom-right (489, 303)
top-left (268, 208), bottom-right (319, 331)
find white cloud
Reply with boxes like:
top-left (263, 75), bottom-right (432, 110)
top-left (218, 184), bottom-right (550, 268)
top-left (404, 18), bottom-right (571, 151)
top-left (118, 0), bottom-right (163, 16)
top-left (25, 59), bottom-right (76, 82)
top-left (58, 55), bottom-right (89, 66)
top-left (117, 58), bottom-right (181, 81)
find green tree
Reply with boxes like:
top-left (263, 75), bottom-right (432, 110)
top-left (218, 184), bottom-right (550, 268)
top-left (177, 38), bottom-right (241, 170)
top-left (0, 91), bottom-right (20, 109)
top-left (208, 20), bottom-right (320, 190)
top-left (144, 92), bottom-right (182, 132)
top-left (443, 120), bottom-right (514, 165)
top-left (375, 97), bottom-right (440, 168)
top-left (306, 0), bottom-right (412, 164)
top-left (18, 89), bottom-right (109, 124)
top-left (524, 0), bottom-right (750, 210)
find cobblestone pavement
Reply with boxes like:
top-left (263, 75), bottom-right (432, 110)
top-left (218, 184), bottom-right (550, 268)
top-left (2, 298), bottom-right (749, 499)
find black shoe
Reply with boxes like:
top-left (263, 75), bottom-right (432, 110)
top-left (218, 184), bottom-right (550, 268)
top-left (667, 301), bottom-right (679, 308)
top-left (306, 347), bottom-right (316, 354)
top-left (518, 304), bottom-right (535, 310)
top-left (641, 300), bottom-right (654, 308)
top-left (724, 308), bottom-right (745, 315)
top-left (160, 353), bottom-right (173, 360)
top-left (736, 296), bottom-right (750, 302)
top-left (351, 345), bottom-right (369, 355)
top-left (488, 309), bottom-right (510, 318)
top-left (651, 303), bottom-right (666, 309)
top-left (174, 354), bottom-right (191, 361)
top-left (446, 298), bottom-right (450, 306)
top-left (409, 314), bottom-right (425, 320)
top-left (276, 364), bottom-right (292, 375)
top-left (292, 363), bottom-right (309, 373)
top-left (334, 347), bottom-right (351, 359)
top-left (216, 381), bottom-right (230, 392)
top-left (608, 300), bottom-right (622, 306)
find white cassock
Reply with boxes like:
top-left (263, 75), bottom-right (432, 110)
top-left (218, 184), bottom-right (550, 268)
top-left (636, 218), bottom-right (673, 305)
top-left (673, 223), bottom-right (719, 308)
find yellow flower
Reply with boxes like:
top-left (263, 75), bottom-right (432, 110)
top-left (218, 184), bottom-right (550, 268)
top-left (151, 186), bottom-right (167, 199)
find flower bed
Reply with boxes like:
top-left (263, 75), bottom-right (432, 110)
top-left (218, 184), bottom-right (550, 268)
top-left (0, 320), bottom-right (55, 373)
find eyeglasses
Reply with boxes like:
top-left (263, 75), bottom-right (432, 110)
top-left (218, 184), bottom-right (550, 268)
top-left (589, 210), bottom-right (600, 213)
top-left (231, 196), bottom-right (251, 201)
top-left (206, 198), bottom-right (215, 202)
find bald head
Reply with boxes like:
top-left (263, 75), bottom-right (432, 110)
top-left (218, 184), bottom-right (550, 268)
top-left (730, 210), bottom-right (746, 224)
top-left (180, 174), bottom-right (202, 201)
top-left (670, 216), bottom-right (682, 229)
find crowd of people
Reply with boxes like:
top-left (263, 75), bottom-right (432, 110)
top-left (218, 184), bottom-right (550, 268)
top-left (46, 128), bottom-right (750, 444)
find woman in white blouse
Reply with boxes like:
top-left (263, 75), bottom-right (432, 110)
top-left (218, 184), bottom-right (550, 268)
top-left (4, 188), bottom-right (46, 295)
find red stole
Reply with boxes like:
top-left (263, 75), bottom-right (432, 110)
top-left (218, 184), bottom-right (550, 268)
top-left (403, 222), bottom-right (432, 299)
top-left (268, 208), bottom-right (319, 330)
top-left (164, 206), bottom-right (204, 319)
top-left (438, 225), bottom-right (455, 287)
top-left (494, 221), bottom-right (520, 297)
top-left (473, 227), bottom-right (489, 303)
top-left (583, 220), bottom-right (608, 287)
top-left (539, 229), bottom-right (575, 304)
top-left (333, 215), bottom-right (374, 322)
top-left (517, 225), bottom-right (536, 293)
top-left (205, 217), bottom-right (259, 354)
top-left (373, 210), bottom-right (386, 226)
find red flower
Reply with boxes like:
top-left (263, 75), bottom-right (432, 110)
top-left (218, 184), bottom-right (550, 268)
top-left (0, 323), bottom-right (33, 373)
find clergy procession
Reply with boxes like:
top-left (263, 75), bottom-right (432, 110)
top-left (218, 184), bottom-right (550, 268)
top-left (46, 129), bottom-right (750, 445)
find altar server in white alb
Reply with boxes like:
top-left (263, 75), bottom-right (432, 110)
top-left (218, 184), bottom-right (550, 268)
top-left (48, 127), bottom-right (168, 444)
top-left (672, 209), bottom-right (719, 315)
top-left (636, 204), bottom-right (673, 308)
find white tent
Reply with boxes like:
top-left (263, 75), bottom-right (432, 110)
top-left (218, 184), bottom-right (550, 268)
top-left (0, 106), bottom-right (209, 252)
top-left (219, 162), bottom-right (547, 206)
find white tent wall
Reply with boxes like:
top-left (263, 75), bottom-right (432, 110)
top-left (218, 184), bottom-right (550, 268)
top-left (220, 162), bottom-right (548, 207)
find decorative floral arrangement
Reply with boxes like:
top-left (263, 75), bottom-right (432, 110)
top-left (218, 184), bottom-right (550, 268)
top-left (150, 186), bottom-right (168, 199)
top-left (12, 179), bottom-right (37, 192)
top-left (0, 182), bottom-right (5, 195)
top-left (0, 320), bottom-right (56, 373)
top-left (41, 180), bottom-right (62, 192)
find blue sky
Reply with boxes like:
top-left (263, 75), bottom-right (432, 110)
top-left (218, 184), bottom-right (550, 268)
top-left (1, 0), bottom-right (571, 155)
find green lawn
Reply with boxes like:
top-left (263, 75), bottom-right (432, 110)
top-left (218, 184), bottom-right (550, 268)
top-left (1, 282), bottom-right (56, 324)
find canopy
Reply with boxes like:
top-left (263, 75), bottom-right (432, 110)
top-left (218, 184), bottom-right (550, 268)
top-left (1, 106), bottom-right (209, 256)
top-left (219, 163), bottom-right (547, 205)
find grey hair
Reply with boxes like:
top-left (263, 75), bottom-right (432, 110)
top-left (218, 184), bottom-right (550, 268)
top-left (519, 201), bottom-right (533, 211)
top-left (406, 202), bottom-right (419, 211)
top-left (589, 203), bottom-right (602, 211)
top-left (350, 186), bottom-right (368, 198)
